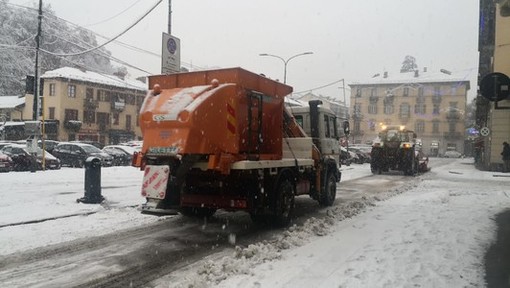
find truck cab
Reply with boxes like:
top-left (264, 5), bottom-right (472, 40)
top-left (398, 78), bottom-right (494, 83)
top-left (288, 103), bottom-right (341, 159)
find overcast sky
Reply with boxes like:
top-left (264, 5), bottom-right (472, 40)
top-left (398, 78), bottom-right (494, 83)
top-left (13, 0), bottom-right (480, 103)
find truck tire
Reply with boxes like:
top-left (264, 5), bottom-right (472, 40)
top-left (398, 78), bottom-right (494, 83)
top-left (319, 172), bottom-right (336, 207)
top-left (271, 178), bottom-right (295, 227)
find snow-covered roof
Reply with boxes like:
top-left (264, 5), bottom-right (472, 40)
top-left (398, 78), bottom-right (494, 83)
top-left (41, 67), bottom-right (147, 91)
top-left (349, 69), bottom-right (471, 87)
top-left (0, 96), bottom-right (25, 109)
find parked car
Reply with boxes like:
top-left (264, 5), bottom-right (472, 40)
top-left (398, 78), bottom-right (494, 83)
top-left (444, 150), bottom-right (463, 158)
top-left (70, 140), bottom-right (104, 149)
top-left (38, 140), bottom-right (59, 154)
top-left (1, 144), bottom-right (60, 171)
top-left (340, 147), bottom-right (352, 166)
top-left (102, 146), bottom-right (131, 166)
top-left (52, 142), bottom-right (113, 167)
top-left (0, 151), bottom-right (13, 172)
top-left (348, 147), bottom-right (371, 164)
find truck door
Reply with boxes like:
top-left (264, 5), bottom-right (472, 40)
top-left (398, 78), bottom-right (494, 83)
top-left (321, 113), bottom-right (340, 157)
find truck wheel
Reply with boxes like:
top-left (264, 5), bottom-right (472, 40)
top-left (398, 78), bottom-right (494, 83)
top-left (319, 172), bottom-right (336, 207)
top-left (271, 178), bottom-right (295, 227)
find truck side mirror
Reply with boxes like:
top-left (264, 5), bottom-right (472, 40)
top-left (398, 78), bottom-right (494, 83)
top-left (343, 121), bottom-right (350, 136)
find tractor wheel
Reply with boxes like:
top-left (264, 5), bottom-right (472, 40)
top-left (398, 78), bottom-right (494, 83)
top-left (404, 151), bottom-right (416, 176)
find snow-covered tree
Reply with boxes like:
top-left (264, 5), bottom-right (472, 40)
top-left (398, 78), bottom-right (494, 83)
top-left (0, 0), bottom-right (116, 96)
top-left (400, 55), bottom-right (418, 73)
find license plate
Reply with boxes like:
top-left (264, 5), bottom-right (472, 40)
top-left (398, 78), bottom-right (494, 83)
top-left (141, 165), bottom-right (170, 199)
top-left (147, 146), bottom-right (179, 156)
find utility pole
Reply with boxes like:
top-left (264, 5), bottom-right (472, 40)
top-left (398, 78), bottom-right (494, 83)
top-left (168, 0), bottom-right (172, 34)
top-left (33, 0), bottom-right (43, 120)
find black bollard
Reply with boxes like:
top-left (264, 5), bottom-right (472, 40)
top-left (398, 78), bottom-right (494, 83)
top-left (77, 157), bottom-right (104, 204)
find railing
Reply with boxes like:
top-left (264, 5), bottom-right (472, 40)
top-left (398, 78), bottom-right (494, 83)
top-left (443, 131), bottom-right (462, 139)
top-left (111, 101), bottom-right (126, 111)
top-left (83, 98), bottom-right (99, 110)
top-left (446, 111), bottom-right (461, 120)
top-left (63, 120), bottom-right (82, 131)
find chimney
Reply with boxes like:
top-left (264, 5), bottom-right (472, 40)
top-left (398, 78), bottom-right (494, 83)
top-left (414, 70), bottom-right (419, 78)
top-left (383, 71), bottom-right (388, 78)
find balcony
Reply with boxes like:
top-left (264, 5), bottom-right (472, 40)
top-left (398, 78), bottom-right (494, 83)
top-left (446, 111), bottom-right (461, 121)
top-left (63, 120), bottom-right (82, 132)
top-left (443, 131), bottom-right (462, 140)
top-left (111, 100), bottom-right (126, 112)
top-left (83, 98), bottom-right (99, 110)
top-left (352, 112), bottom-right (363, 120)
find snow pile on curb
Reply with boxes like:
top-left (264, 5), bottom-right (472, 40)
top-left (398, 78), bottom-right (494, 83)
top-left (173, 178), bottom-right (420, 287)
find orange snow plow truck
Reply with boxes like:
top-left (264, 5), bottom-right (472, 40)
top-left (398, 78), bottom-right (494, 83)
top-left (132, 67), bottom-right (342, 226)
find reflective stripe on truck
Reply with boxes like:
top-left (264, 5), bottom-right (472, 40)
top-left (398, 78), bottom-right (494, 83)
top-left (141, 165), bottom-right (170, 199)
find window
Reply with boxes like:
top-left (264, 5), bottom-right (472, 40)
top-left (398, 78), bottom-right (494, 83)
top-left (451, 86), bottom-right (458, 96)
top-left (97, 90), bottom-right (110, 102)
top-left (64, 109), bottom-right (78, 121)
top-left (49, 83), bottom-right (56, 96)
top-left (323, 115), bottom-right (331, 138)
top-left (403, 87), bottom-right (409, 97)
top-left (353, 103), bottom-right (362, 118)
top-left (369, 119), bottom-right (376, 131)
top-left (384, 103), bottom-right (394, 114)
top-left (368, 104), bottom-right (378, 114)
top-left (97, 112), bottom-right (109, 125)
top-left (400, 103), bottom-right (410, 118)
top-left (353, 120), bottom-right (361, 133)
top-left (83, 111), bottom-right (96, 124)
top-left (434, 86), bottom-right (441, 96)
top-left (371, 88), bottom-right (376, 97)
top-left (418, 87), bottom-right (424, 97)
top-left (355, 87), bottom-right (361, 97)
top-left (67, 85), bottom-right (76, 98)
top-left (415, 120), bottom-right (425, 133)
top-left (294, 115), bottom-right (304, 128)
top-left (86, 88), bottom-right (94, 99)
top-left (126, 115), bottom-right (132, 130)
top-left (329, 116), bottom-right (337, 138)
top-left (48, 107), bottom-right (55, 119)
top-left (432, 120), bottom-right (440, 133)
top-left (433, 104), bottom-right (440, 115)
top-left (415, 104), bottom-right (426, 114)
top-left (113, 113), bottom-right (120, 125)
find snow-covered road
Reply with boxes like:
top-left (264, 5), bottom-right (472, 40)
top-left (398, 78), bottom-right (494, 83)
top-left (1, 158), bottom-right (509, 288)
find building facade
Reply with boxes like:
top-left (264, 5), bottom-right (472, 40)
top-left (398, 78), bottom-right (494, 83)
top-left (23, 67), bottom-right (147, 145)
top-left (349, 70), bottom-right (470, 156)
top-left (476, 0), bottom-right (510, 171)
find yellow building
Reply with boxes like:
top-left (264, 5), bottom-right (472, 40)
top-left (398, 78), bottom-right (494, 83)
top-left (477, 0), bottom-right (510, 171)
top-left (348, 69), bottom-right (470, 156)
top-left (23, 67), bottom-right (147, 145)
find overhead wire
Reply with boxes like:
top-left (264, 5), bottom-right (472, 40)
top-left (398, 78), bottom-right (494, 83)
top-left (40, 0), bottom-right (163, 57)
top-left (83, 0), bottom-right (143, 27)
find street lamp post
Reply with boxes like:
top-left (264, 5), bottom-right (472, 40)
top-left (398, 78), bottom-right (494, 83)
top-left (259, 52), bottom-right (313, 84)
